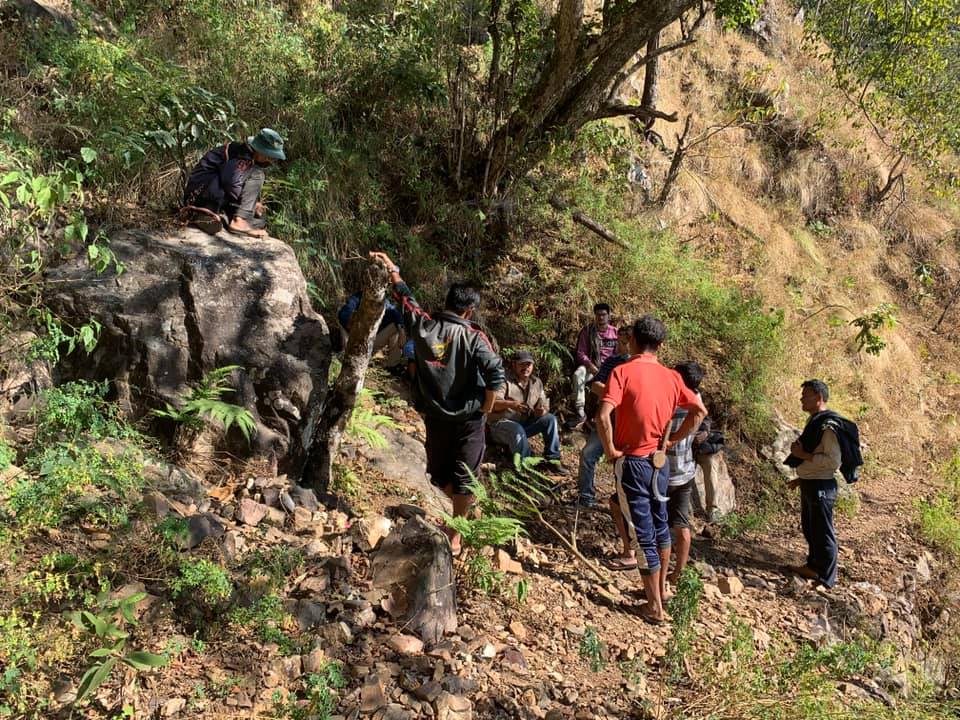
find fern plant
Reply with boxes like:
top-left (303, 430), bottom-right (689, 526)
top-left (345, 389), bottom-right (398, 449)
top-left (152, 365), bottom-right (256, 440)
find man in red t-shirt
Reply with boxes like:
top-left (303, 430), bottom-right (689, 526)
top-left (596, 316), bottom-right (707, 623)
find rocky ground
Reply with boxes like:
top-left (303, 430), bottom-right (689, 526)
top-left (9, 369), bottom-right (942, 720)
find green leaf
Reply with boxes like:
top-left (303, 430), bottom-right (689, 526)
top-left (80, 147), bottom-right (98, 164)
top-left (121, 651), bottom-right (169, 671)
top-left (76, 657), bottom-right (117, 702)
top-left (89, 647), bottom-right (115, 658)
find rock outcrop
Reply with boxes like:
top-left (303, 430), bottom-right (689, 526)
top-left (45, 229), bottom-right (330, 465)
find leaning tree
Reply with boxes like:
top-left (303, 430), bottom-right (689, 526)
top-left (430, 0), bottom-right (760, 199)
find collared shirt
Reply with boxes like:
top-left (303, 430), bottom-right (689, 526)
top-left (602, 354), bottom-right (699, 456)
top-left (488, 370), bottom-right (549, 424)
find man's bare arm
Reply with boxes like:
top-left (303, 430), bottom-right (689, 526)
top-left (596, 401), bottom-right (621, 461)
top-left (481, 389), bottom-right (496, 415)
top-left (669, 396), bottom-right (708, 447)
top-left (590, 381), bottom-right (607, 398)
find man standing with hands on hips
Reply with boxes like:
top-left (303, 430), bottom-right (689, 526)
top-left (369, 251), bottom-right (505, 556)
top-left (595, 316), bottom-right (707, 624)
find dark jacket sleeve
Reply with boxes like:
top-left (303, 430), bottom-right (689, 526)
top-left (392, 281), bottom-right (427, 334)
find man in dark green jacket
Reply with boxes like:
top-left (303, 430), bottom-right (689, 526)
top-left (370, 251), bottom-right (505, 555)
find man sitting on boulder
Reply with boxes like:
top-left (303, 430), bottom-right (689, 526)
top-left (488, 351), bottom-right (563, 471)
top-left (183, 128), bottom-right (286, 238)
top-left (567, 303), bottom-right (618, 429)
top-left (369, 251), bottom-right (505, 556)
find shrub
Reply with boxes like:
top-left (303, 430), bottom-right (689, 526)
top-left (171, 559), bottom-right (233, 607)
top-left (915, 450), bottom-right (960, 558)
top-left (7, 443), bottom-right (143, 531)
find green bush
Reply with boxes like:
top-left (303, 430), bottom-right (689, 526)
top-left (171, 559), bottom-right (233, 607)
top-left (31, 381), bottom-right (129, 445)
top-left (915, 450), bottom-right (960, 558)
top-left (7, 443), bottom-right (143, 531)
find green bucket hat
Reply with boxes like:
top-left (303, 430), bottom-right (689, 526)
top-left (248, 128), bottom-right (286, 161)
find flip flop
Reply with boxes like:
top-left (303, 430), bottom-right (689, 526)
top-left (227, 225), bottom-right (268, 238)
top-left (639, 610), bottom-right (667, 626)
top-left (604, 556), bottom-right (639, 571)
top-left (184, 206), bottom-right (223, 235)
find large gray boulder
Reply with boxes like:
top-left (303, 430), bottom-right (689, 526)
top-left (45, 229), bottom-right (330, 466)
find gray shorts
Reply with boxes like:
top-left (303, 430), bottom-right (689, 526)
top-left (667, 480), bottom-right (693, 529)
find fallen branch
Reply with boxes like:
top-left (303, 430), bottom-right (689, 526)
top-left (548, 194), bottom-right (631, 249)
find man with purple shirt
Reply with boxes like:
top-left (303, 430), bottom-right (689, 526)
top-left (567, 303), bottom-right (619, 429)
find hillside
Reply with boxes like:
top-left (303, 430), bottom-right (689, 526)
top-left (1, 0), bottom-right (959, 718)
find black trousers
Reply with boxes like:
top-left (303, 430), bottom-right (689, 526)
top-left (800, 479), bottom-right (838, 587)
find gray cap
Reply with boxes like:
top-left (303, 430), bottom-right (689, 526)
top-left (513, 350), bottom-right (535, 363)
top-left (248, 128), bottom-right (286, 160)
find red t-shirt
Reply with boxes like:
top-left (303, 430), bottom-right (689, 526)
top-left (602, 354), bottom-right (699, 456)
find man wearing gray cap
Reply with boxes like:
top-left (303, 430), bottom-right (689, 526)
top-left (488, 351), bottom-right (563, 470)
top-left (183, 128), bottom-right (286, 238)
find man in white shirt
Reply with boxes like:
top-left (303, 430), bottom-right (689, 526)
top-left (787, 379), bottom-right (842, 587)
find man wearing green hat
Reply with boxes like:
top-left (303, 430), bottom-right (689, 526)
top-left (183, 128), bottom-right (286, 238)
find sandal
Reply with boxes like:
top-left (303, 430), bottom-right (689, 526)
top-left (604, 556), bottom-right (638, 572)
top-left (184, 206), bottom-right (223, 235)
top-left (227, 224), bottom-right (268, 238)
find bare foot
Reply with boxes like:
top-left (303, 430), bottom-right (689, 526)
top-left (227, 218), bottom-right (267, 237)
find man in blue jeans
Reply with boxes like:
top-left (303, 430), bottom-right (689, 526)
top-left (596, 316), bottom-right (707, 624)
top-left (786, 379), bottom-right (842, 588)
top-left (488, 351), bottom-right (563, 471)
top-left (576, 326), bottom-right (632, 507)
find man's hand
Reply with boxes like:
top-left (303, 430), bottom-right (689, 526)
top-left (588, 363), bottom-right (599, 375)
top-left (790, 440), bottom-right (813, 460)
top-left (511, 400), bottom-right (529, 413)
top-left (255, 201), bottom-right (266, 217)
top-left (605, 448), bottom-right (624, 463)
top-left (369, 251), bottom-right (399, 273)
top-left (788, 478), bottom-right (801, 490)
top-left (534, 404), bottom-right (548, 417)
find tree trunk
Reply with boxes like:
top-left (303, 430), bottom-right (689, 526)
top-left (640, 31), bottom-right (661, 133)
top-left (300, 262), bottom-right (390, 493)
top-left (475, 0), bottom-right (698, 194)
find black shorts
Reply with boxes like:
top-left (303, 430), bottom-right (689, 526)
top-left (424, 414), bottom-right (486, 496)
top-left (667, 480), bottom-right (693, 529)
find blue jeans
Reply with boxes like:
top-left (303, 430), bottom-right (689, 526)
top-left (800, 479), bottom-right (838, 588)
top-left (577, 430), bottom-right (604, 503)
top-left (614, 455), bottom-right (671, 574)
top-left (489, 414), bottom-right (561, 461)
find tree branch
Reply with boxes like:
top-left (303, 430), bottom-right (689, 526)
top-left (548, 194), bottom-right (631, 249)
top-left (593, 102), bottom-right (678, 123)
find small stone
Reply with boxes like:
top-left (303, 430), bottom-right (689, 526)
top-left (295, 600), bottom-right (327, 631)
top-left (434, 692), bottom-right (472, 720)
top-left (388, 634), bottom-right (425, 655)
top-left (718, 576), bottom-right (744, 597)
top-left (182, 513), bottom-right (225, 549)
top-left (361, 675), bottom-right (388, 713)
top-left (302, 647), bottom-right (327, 674)
top-left (497, 549), bottom-right (523, 575)
top-left (354, 515), bottom-right (394, 551)
top-left (415, 681), bottom-right (443, 703)
top-left (502, 648), bottom-right (527, 671)
top-left (142, 491), bottom-right (170, 519)
top-left (236, 498), bottom-right (269, 526)
top-left (292, 506), bottom-right (314, 531)
top-left (481, 643), bottom-right (497, 659)
top-left (291, 486), bottom-right (320, 511)
top-left (162, 697), bottom-right (186, 716)
top-left (264, 506), bottom-right (286, 526)
top-left (508, 621), bottom-right (527, 641)
top-left (303, 539), bottom-right (330, 557)
top-left (222, 530), bottom-right (246, 563)
top-left (702, 583), bottom-right (723, 601)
